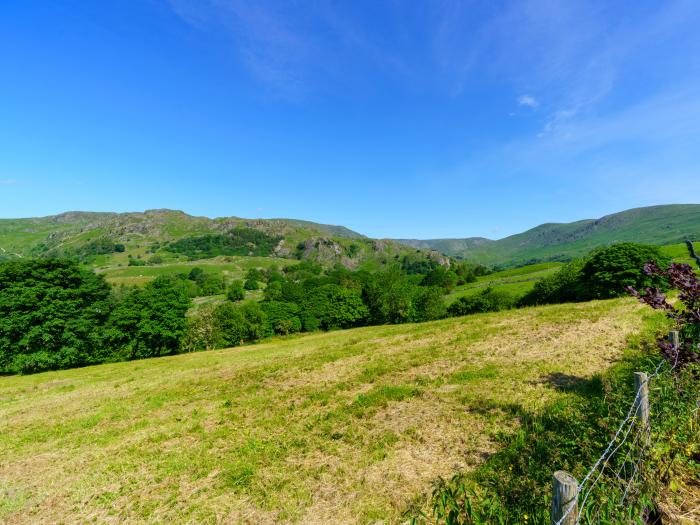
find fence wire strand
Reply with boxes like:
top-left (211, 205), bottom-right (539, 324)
top-left (555, 354), bottom-right (676, 525)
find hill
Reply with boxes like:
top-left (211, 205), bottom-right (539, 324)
top-left (0, 298), bottom-right (646, 524)
top-left (0, 209), bottom-right (438, 270)
top-left (396, 204), bottom-right (700, 267)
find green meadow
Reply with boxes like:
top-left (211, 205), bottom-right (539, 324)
top-left (0, 298), bottom-right (648, 524)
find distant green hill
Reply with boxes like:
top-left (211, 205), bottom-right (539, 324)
top-left (0, 209), bottom-right (437, 269)
top-left (3, 204), bottom-right (699, 270)
top-left (396, 204), bottom-right (700, 267)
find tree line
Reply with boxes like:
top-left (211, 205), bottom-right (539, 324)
top-left (0, 243), bottom-right (671, 374)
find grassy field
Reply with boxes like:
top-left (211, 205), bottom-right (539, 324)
top-left (0, 298), bottom-right (649, 524)
top-left (97, 256), bottom-right (293, 287)
top-left (659, 242), bottom-right (698, 267)
top-left (447, 262), bottom-right (562, 303)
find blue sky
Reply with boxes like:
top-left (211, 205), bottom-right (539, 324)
top-left (1, 1), bottom-right (699, 239)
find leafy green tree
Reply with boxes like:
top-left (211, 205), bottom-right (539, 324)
top-left (197, 273), bottom-right (226, 296)
top-left (421, 266), bottom-right (458, 291)
top-left (261, 301), bottom-right (302, 334)
top-left (213, 302), bottom-right (247, 347)
top-left (263, 280), bottom-right (283, 301)
top-left (188, 267), bottom-right (204, 281)
top-left (246, 268), bottom-right (265, 282)
top-left (305, 284), bottom-right (369, 329)
top-left (227, 280), bottom-right (246, 302)
top-left (239, 302), bottom-right (269, 340)
top-left (582, 243), bottom-right (670, 298)
top-left (0, 259), bottom-right (111, 374)
top-left (105, 276), bottom-right (191, 360)
top-left (182, 305), bottom-right (218, 352)
top-left (414, 286), bottom-right (448, 321)
top-left (244, 278), bottom-right (259, 291)
top-left (363, 268), bottom-right (419, 324)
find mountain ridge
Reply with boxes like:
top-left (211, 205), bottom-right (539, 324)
top-left (394, 204), bottom-right (700, 266)
top-left (1, 204), bottom-right (699, 268)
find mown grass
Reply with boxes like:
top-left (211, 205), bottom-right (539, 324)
top-left (0, 299), bottom-right (649, 524)
top-left (415, 311), bottom-right (699, 524)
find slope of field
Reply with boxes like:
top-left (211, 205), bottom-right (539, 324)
top-left (396, 204), bottom-right (700, 266)
top-left (97, 256), bottom-right (292, 288)
top-left (659, 243), bottom-right (698, 267)
top-left (0, 299), bottom-right (647, 524)
top-left (446, 262), bottom-right (562, 304)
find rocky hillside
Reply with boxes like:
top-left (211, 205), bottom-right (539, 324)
top-left (0, 209), bottom-right (441, 269)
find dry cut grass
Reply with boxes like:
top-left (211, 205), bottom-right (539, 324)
top-left (0, 299), bottom-right (647, 524)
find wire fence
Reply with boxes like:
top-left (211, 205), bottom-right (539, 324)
top-left (552, 332), bottom-right (688, 525)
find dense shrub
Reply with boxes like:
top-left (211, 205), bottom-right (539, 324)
top-left (519, 259), bottom-right (588, 306)
top-left (448, 287), bottom-right (516, 316)
top-left (227, 280), bottom-right (246, 302)
top-left (520, 243), bottom-right (670, 305)
top-left (244, 278), bottom-right (259, 291)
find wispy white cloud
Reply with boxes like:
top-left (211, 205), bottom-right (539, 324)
top-left (0, 179), bottom-right (17, 185)
top-left (517, 95), bottom-right (538, 108)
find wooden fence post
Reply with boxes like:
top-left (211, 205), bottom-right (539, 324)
top-left (634, 372), bottom-right (650, 445)
top-left (551, 470), bottom-right (578, 525)
top-left (669, 330), bottom-right (680, 351)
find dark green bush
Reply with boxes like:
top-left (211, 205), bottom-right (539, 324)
top-left (582, 243), bottom-right (670, 298)
top-left (448, 287), bottom-right (516, 316)
top-left (227, 280), bottom-right (246, 302)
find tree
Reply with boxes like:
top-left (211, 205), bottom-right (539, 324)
top-left (582, 243), bottom-right (670, 298)
top-left (227, 280), bottom-right (246, 302)
top-left (305, 284), bottom-right (369, 329)
top-left (421, 266), bottom-right (458, 291)
top-left (105, 276), bottom-right (191, 360)
top-left (188, 267), bottom-right (204, 281)
top-left (414, 286), bottom-right (447, 321)
top-left (213, 302), bottom-right (248, 347)
top-left (261, 301), bottom-right (302, 334)
top-left (0, 259), bottom-right (111, 374)
top-left (182, 305), bottom-right (218, 352)
top-left (244, 278), bottom-right (259, 291)
top-left (363, 268), bottom-right (419, 324)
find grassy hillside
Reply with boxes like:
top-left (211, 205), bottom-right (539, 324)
top-left (397, 204), bottom-right (700, 267)
top-left (0, 209), bottom-right (434, 270)
top-left (446, 262), bottom-right (562, 304)
top-left (97, 256), bottom-right (293, 288)
top-left (0, 298), bottom-right (648, 524)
